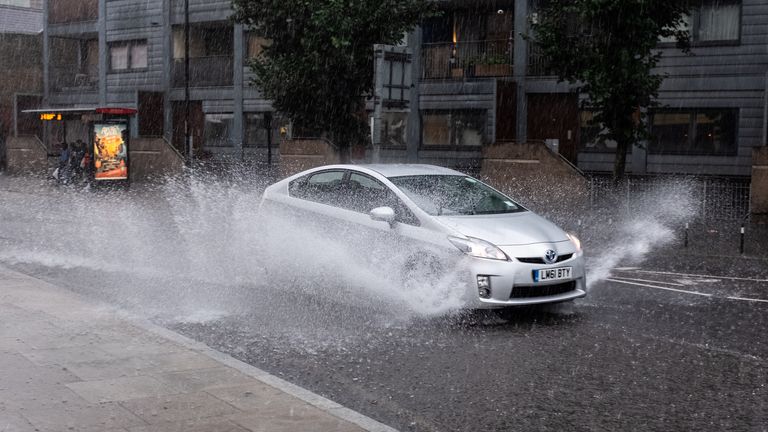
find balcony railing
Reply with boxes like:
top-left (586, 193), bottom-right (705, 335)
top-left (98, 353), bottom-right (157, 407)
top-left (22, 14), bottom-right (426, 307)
top-left (172, 56), bottom-right (233, 88)
top-left (527, 43), bottom-right (555, 77)
top-left (421, 40), bottom-right (513, 80)
top-left (50, 64), bottom-right (98, 91)
top-left (48, 0), bottom-right (98, 24)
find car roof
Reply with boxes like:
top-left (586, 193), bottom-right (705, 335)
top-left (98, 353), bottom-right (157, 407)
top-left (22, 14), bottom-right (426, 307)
top-left (359, 164), bottom-right (465, 178)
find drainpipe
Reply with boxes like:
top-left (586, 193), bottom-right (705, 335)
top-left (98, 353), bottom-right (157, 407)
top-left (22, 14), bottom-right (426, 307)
top-left (763, 71), bottom-right (768, 147)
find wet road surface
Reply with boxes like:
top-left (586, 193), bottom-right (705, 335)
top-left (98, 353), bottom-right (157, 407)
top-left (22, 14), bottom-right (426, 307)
top-left (2, 175), bottom-right (767, 431)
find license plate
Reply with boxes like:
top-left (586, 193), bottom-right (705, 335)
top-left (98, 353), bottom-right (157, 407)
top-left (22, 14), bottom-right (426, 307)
top-left (533, 267), bottom-right (572, 282)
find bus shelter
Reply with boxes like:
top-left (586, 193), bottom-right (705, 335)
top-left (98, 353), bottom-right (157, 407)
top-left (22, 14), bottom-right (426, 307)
top-left (22, 107), bottom-right (137, 183)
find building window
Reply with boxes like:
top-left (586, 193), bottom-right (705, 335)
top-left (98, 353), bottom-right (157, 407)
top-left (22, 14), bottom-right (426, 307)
top-left (244, 112), bottom-right (286, 148)
top-left (579, 111), bottom-right (621, 153)
top-left (382, 112), bottom-right (408, 149)
top-left (203, 113), bottom-right (234, 147)
top-left (421, 110), bottom-right (485, 148)
top-left (109, 41), bottom-right (148, 71)
top-left (660, 0), bottom-right (740, 45)
top-left (650, 109), bottom-right (738, 156)
top-left (246, 33), bottom-right (271, 59)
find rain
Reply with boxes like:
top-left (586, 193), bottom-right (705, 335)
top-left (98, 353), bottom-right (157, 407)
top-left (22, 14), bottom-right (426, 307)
top-left (0, 0), bottom-right (766, 431)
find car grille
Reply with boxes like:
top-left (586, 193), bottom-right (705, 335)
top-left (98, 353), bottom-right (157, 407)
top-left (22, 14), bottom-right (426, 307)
top-left (510, 281), bottom-right (577, 299)
top-left (516, 254), bottom-right (573, 264)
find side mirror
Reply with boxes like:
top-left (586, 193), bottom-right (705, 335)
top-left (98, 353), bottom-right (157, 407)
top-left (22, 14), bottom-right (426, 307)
top-left (370, 206), bottom-right (396, 227)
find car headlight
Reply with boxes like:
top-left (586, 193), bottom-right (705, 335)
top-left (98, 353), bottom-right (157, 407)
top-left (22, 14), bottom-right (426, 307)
top-left (448, 236), bottom-right (509, 261)
top-left (567, 233), bottom-right (582, 252)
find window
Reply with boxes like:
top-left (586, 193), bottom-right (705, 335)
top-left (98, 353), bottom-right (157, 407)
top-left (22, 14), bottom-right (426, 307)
top-left (173, 26), bottom-right (233, 59)
top-left (659, 0), bottom-right (740, 45)
top-left (382, 112), bottom-right (408, 149)
top-left (244, 113), bottom-right (286, 148)
top-left (578, 111), bottom-right (622, 153)
top-left (246, 33), bottom-right (271, 58)
top-left (388, 175), bottom-right (525, 216)
top-left (650, 109), bottom-right (738, 156)
top-left (109, 41), bottom-right (148, 71)
top-left (345, 173), bottom-right (419, 225)
top-left (289, 170), bottom-right (346, 205)
top-left (421, 110), bottom-right (486, 148)
top-left (203, 113), bottom-right (234, 147)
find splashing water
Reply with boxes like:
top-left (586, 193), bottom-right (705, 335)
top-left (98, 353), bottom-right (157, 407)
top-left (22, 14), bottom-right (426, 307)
top-left (580, 179), bottom-right (697, 289)
top-left (0, 172), bottom-right (696, 329)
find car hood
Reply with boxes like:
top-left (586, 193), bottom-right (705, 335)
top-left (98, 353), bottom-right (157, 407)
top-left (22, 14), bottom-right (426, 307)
top-left (436, 211), bottom-right (569, 246)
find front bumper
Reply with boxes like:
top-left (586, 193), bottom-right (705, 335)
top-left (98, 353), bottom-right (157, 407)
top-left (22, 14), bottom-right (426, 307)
top-left (464, 247), bottom-right (587, 309)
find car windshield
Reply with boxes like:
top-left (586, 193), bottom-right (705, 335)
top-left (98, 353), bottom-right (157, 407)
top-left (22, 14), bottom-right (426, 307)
top-left (388, 175), bottom-right (526, 216)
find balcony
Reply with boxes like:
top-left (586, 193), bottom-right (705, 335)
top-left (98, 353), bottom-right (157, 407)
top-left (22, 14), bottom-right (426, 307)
top-left (421, 40), bottom-right (513, 80)
top-left (48, 0), bottom-right (98, 24)
top-left (172, 56), bottom-right (233, 88)
top-left (50, 64), bottom-right (98, 92)
top-left (527, 43), bottom-right (555, 77)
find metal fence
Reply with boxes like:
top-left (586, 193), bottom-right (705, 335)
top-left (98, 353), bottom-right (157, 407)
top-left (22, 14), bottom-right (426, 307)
top-left (588, 176), bottom-right (751, 221)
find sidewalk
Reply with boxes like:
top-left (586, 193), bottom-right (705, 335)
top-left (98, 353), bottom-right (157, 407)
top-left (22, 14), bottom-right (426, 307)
top-left (0, 265), bottom-right (396, 432)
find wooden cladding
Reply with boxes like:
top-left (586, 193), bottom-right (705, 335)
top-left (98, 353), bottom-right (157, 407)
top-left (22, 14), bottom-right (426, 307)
top-left (48, 0), bottom-right (98, 24)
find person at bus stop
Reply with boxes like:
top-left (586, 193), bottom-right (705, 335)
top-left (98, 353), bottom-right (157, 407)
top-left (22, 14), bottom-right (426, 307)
top-left (58, 142), bottom-right (71, 183)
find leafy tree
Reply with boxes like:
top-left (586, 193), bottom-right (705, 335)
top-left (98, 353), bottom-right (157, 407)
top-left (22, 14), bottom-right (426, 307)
top-left (232, 0), bottom-right (434, 161)
top-left (532, 0), bottom-right (690, 180)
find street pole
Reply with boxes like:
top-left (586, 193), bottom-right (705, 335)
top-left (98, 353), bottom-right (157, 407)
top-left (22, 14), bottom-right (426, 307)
top-left (184, 0), bottom-right (191, 163)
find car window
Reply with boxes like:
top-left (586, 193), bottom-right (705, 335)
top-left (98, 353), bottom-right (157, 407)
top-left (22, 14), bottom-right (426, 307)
top-left (343, 172), bottom-right (419, 225)
top-left (388, 175), bottom-right (526, 216)
top-left (289, 170), bottom-right (345, 205)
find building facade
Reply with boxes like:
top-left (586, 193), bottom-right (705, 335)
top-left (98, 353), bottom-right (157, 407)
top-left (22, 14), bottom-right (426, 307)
top-left (0, 0), bottom-right (43, 168)
top-left (39, 0), bottom-right (767, 177)
top-left (42, 0), bottom-right (278, 161)
top-left (397, 0), bottom-right (767, 177)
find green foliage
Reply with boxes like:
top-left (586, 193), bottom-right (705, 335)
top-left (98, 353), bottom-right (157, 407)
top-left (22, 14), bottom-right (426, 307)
top-left (232, 0), bottom-right (435, 156)
top-left (532, 0), bottom-right (690, 180)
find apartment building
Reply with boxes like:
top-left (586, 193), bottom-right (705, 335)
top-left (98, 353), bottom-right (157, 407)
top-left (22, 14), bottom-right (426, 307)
top-left (40, 0), bottom-right (766, 177)
top-left (42, 0), bottom-right (277, 160)
top-left (399, 0), bottom-right (766, 177)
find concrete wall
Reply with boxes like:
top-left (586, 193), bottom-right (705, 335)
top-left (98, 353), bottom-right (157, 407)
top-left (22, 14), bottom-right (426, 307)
top-left (5, 136), bottom-right (48, 175)
top-left (279, 139), bottom-right (339, 178)
top-left (752, 146), bottom-right (768, 217)
top-left (128, 136), bottom-right (183, 180)
top-left (479, 141), bottom-right (588, 211)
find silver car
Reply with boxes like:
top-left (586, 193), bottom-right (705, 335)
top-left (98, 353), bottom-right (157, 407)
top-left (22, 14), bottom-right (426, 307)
top-left (260, 164), bottom-right (586, 309)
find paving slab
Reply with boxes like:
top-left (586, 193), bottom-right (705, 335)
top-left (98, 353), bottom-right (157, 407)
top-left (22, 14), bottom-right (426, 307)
top-left (0, 264), bottom-right (396, 432)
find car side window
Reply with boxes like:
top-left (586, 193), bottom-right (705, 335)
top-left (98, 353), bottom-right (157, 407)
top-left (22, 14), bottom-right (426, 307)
top-left (344, 173), bottom-right (420, 226)
top-left (289, 170), bottom-right (345, 206)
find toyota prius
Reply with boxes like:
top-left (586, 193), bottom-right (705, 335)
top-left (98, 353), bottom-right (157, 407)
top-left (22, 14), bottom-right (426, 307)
top-left (260, 164), bottom-right (586, 309)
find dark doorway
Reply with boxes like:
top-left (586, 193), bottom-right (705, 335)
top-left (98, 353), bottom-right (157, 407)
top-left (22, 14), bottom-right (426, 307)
top-left (172, 101), bottom-right (203, 155)
top-left (495, 81), bottom-right (517, 142)
top-left (138, 91), bottom-right (164, 137)
top-left (527, 93), bottom-right (579, 163)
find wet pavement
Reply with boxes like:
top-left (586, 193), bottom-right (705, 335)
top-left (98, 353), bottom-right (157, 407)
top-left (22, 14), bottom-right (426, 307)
top-left (0, 265), bottom-right (391, 432)
top-left (1, 173), bottom-right (767, 431)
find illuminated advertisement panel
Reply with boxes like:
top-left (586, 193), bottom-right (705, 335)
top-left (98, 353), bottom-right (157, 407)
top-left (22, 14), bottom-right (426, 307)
top-left (93, 122), bottom-right (128, 181)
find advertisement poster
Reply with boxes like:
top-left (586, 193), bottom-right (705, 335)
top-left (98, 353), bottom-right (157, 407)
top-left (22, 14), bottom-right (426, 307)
top-left (93, 122), bottom-right (128, 181)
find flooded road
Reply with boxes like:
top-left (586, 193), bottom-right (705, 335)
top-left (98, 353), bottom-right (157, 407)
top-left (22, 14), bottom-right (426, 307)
top-left (1, 174), bottom-right (767, 431)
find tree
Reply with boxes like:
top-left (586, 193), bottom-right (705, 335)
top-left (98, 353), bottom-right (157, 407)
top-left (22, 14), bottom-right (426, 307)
top-left (232, 0), bottom-right (434, 162)
top-left (532, 0), bottom-right (690, 181)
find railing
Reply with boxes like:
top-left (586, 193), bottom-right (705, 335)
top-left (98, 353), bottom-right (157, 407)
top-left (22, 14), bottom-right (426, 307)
top-left (588, 176), bottom-right (751, 221)
top-left (172, 56), bottom-right (233, 87)
top-left (527, 43), bottom-right (555, 77)
top-left (49, 64), bottom-right (98, 91)
top-left (48, 0), bottom-right (98, 24)
top-left (421, 39), bottom-right (513, 80)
